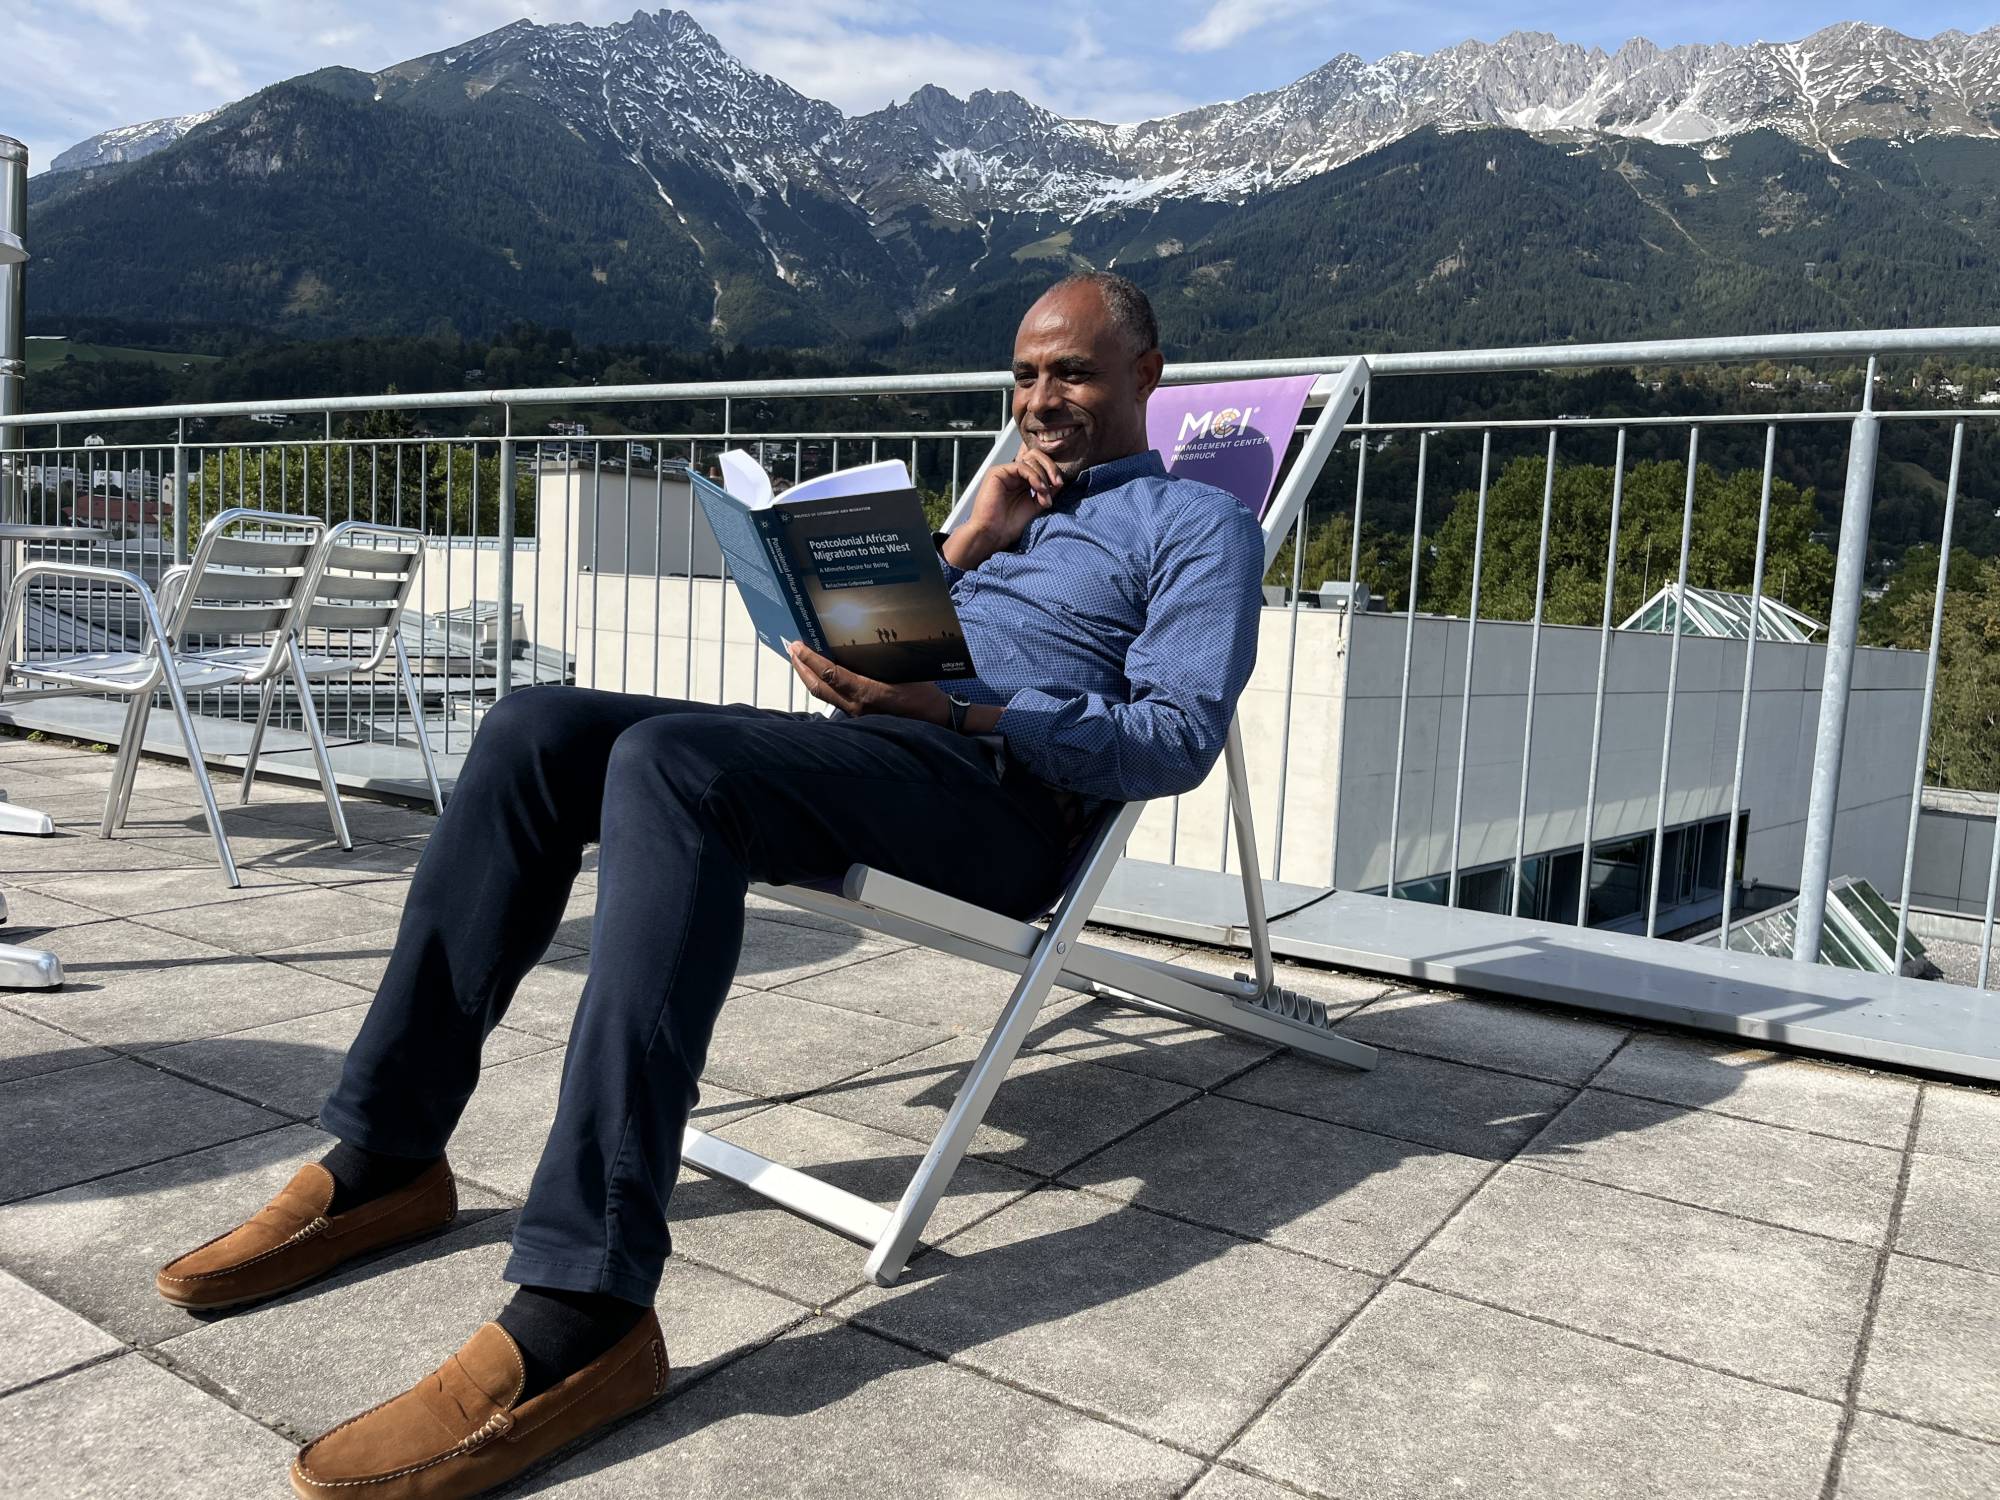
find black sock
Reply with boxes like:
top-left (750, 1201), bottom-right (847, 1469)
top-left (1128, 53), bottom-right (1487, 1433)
top-left (318, 1142), bottom-right (440, 1216)
top-left (496, 1286), bottom-right (649, 1403)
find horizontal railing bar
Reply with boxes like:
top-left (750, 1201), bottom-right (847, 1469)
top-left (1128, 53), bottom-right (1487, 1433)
top-left (8, 326), bottom-right (2000, 428)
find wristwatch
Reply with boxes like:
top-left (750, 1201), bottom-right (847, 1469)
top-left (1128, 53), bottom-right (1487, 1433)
top-left (946, 693), bottom-right (973, 734)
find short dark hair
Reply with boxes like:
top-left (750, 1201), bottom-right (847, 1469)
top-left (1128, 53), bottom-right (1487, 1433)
top-left (1049, 271), bottom-right (1159, 355)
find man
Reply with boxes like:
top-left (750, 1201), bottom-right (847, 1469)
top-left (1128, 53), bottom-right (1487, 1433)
top-left (157, 272), bottom-right (1266, 1499)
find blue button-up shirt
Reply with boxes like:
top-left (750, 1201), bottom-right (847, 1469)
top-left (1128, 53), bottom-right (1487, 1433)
top-left (940, 449), bottom-right (1265, 805)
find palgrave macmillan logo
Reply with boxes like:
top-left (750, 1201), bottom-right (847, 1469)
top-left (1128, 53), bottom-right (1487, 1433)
top-left (1176, 406), bottom-right (1258, 444)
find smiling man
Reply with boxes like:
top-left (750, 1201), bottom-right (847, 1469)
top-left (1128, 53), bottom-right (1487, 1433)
top-left (153, 272), bottom-right (1265, 1499)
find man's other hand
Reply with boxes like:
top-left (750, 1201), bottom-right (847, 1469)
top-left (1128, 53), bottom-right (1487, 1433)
top-left (788, 642), bottom-right (950, 725)
top-left (939, 448), bottom-right (1067, 570)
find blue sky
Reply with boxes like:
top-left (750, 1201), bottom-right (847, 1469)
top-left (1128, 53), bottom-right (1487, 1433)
top-left (7, 1), bottom-right (1997, 172)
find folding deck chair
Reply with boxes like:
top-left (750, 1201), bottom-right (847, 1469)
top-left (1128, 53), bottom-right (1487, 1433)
top-left (683, 362), bottom-right (1380, 1286)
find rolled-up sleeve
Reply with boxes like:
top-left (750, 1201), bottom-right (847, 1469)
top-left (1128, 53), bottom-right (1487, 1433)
top-left (997, 501), bottom-right (1264, 802)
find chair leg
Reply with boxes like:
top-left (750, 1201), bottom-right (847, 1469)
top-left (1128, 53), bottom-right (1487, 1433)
top-left (101, 691), bottom-right (148, 839)
top-left (112, 694), bottom-right (156, 832)
top-left (861, 806), bottom-right (1144, 1286)
top-left (240, 678), bottom-right (279, 805)
top-left (395, 636), bottom-right (446, 814)
top-left (289, 639), bottom-right (352, 850)
top-left (157, 672), bottom-right (239, 888)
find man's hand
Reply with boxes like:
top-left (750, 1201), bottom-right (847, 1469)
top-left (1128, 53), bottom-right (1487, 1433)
top-left (788, 641), bottom-right (950, 725)
top-left (939, 448), bottom-right (1068, 570)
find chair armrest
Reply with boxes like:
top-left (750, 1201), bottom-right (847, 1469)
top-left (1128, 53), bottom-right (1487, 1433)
top-left (1, 561), bottom-right (174, 662)
top-left (156, 565), bottom-right (192, 619)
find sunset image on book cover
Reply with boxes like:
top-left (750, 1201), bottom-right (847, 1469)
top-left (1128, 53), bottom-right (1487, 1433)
top-left (691, 452), bottom-right (976, 684)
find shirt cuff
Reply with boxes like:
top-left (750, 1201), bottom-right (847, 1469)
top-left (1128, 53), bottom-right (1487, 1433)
top-left (932, 532), bottom-right (965, 588)
top-left (995, 686), bottom-right (1069, 787)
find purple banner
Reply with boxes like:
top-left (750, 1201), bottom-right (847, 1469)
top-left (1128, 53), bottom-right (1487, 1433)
top-left (1146, 375), bottom-right (1318, 519)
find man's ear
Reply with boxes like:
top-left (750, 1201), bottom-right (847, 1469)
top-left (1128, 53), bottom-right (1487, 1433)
top-left (1134, 347), bottom-right (1165, 401)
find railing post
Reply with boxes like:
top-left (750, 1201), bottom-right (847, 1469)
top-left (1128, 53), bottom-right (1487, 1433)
top-left (0, 137), bottom-right (24, 531)
top-left (1793, 366), bottom-right (1881, 964)
top-left (171, 416), bottom-right (190, 564)
top-left (495, 405), bottom-right (516, 699)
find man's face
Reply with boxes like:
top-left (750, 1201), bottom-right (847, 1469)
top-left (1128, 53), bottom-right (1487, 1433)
top-left (1010, 284), bottom-right (1164, 478)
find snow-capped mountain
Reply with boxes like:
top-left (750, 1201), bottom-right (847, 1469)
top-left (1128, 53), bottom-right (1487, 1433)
top-left (48, 110), bottom-right (219, 173)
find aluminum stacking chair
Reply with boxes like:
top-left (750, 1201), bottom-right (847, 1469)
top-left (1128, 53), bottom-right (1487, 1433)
top-left (239, 521), bottom-right (444, 844)
top-left (2, 508), bottom-right (327, 887)
top-left (683, 362), bottom-right (1380, 1286)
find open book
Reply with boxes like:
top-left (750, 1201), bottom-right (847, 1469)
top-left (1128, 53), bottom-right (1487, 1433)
top-left (687, 450), bottom-right (976, 684)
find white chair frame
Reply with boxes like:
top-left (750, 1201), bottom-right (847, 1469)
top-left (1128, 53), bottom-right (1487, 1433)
top-left (683, 361), bottom-right (1380, 1285)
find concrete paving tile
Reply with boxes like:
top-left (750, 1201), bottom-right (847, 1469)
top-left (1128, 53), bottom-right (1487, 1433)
top-left (241, 838), bottom-right (426, 890)
top-left (674, 1104), bottom-right (1036, 1305)
top-left (1232, 1283), bottom-right (1839, 1500)
top-left (802, 1033), bottom-right (1196, 1179)
top-left (1914, 1085), bottom-right (2000, 1166)
top-left (1028, 995), bottom-right (1281, 1089)
top-left (730, 915), bottom-right (906, 990)
top-left (844, 1186), bottom-right (1376, 1454)
top-left (1164, 944), bottom-right (1394, 1008)
top-left (1338, 988), bottom-right (1629, 1084)
top-left (1065, 1093), bottom-right (1489, 1275)
top-left (1523, 1089), bottom-right (1902, 1245)
top-left (1597, 1033), bottom-right (1919, 1148)
top-left (1861, 1255), bottom-right (2000, 1442)
top-left (0, 884), bottom-right (120, 936)
top-left (0, 1267), bottom-right (123, 1395)
top-left (162, 1213), bottom-right (803, 1440)
top-left (238, 796), bottom-right (438, 844)
top-left (1895, 1152), bottom-right (2000, 1276)
top-left (1219, 1047), bottom-right (1574, 1161)
top-left (11, 934), bottom-right (367, 1050)
top-left (0, 1354), bottom-right (297, 1498)
top-left (1409, 1166), bottom-right (1875, 1397)
top-left (701, 987), bottom-right (941, 1100)
top-left (1183, 1468), bottom-right (1299, 1500)
top-left (260, 924), bottom-right (403, 994)
top-left (530, 1317), bottom-right (1203, 1498)
top-left (138, 884), bottom-right (406, 953)
top-left (776, 945), bottom-right (1019, 1035)
top-left (3, 831), bottom-right (218, 892)
top-left (1835, 1413), bottom-right (2000, 1499)
top-left (0, 1007), bottom-right (113, 1084)
top-left (499, 954), bottom-right (592, 1041)
top-left (0, 1057), bottom-right (281, 1204)
top-left (150, 1004), bottom-right (554, 1120)
top-left (449, 1049), bottom-right (763, 1200)
top-left (24, 853), bottom-right (297, 914)
top-left (0, 1124), bottom-right (503, 1349)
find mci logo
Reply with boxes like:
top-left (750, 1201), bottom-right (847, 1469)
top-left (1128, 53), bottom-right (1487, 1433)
top-left (1176, 406), bottom-right (1258, 443)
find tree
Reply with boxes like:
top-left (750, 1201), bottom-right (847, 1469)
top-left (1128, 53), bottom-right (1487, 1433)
top-left (1879, 556), bottom-right (2000, 793)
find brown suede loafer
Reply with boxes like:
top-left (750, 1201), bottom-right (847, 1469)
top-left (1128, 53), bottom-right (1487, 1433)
top-left (156, 1159), bottom-right (456, 1312)
top-left (291, 1314), bottom-right (669, 1500)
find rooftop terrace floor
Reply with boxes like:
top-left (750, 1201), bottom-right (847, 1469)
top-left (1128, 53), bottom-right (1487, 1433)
top-left (2, 731), bottom-right (1998, 1498)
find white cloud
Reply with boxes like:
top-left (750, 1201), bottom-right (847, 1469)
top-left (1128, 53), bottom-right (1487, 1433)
top-left (1177, 0), bottom-right (1333, 53)
top-left (178, 33), bottom-right (252, 95)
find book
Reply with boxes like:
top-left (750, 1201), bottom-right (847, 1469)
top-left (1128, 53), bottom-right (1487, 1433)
top-left (685, 449), bottom-right (976, 683)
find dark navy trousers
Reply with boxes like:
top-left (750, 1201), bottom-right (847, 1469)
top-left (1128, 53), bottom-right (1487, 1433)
top-left (320, 686), bottom-right (1074, 1303)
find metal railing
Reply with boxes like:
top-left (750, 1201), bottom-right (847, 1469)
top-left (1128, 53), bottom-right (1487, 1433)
top-left (4, 327), bottom-right (1998, 991)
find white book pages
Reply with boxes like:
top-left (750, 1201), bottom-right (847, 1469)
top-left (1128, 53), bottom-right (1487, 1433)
top-left (776, 457), bottom-right (912, 504)
top-left (717, 449), bottom-right (775, 508)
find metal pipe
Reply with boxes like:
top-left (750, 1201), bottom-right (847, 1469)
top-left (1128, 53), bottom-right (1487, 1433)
top-left (1893, 423), bottom-right (1963, 968)
top-left (1271, 505), bottom-right (1306, 880)
top-left (12, 327), bottom-right (2000, 428)
top-left (0, 137), bottom-right (23, 529)
top-left (1576, 429), bottom-right (1628, 928)
top-left (1448, 431), bottom-right (1492, 908)
top-left (1718, 428), bottom-right (1778, 950)
top-left (1794, 359), bottom-right (1882, 964)
top-left (1980, 790), bottom-right (2000, 991)
top-left (1386, 431), bottom-right (1428, 899)
top-left (1645, 428), bottom-right (1701, 937)
top-left (1509, 430), bottom-right (1559, 917)
top-left (495, 408), bottom-right (517, 699)
top-left (1328, 382), bottom-right (1370, 886)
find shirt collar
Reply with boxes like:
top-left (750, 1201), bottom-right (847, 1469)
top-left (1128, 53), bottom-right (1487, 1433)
top-left (1069, 448), bottom-right (1166, 499)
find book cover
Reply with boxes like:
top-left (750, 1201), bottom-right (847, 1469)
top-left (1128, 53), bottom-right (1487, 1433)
top-left (688, 452), bottom-right (976, 684)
